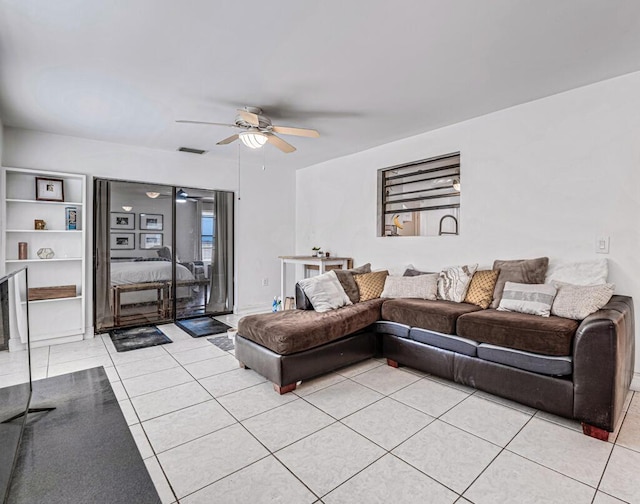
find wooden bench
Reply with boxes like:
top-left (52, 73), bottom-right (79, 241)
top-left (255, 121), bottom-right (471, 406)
top-left (112, 282), bottom-right (170, 325)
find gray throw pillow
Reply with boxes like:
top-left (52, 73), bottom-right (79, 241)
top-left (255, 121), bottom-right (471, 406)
top-left (491, 257), bottom-right (549, 309)
top-left (334, 263), bottom-right (371, 303)
top-left (403, 268), bottom-right (433, 277)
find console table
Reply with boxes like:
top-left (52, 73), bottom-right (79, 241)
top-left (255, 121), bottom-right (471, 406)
top-left (278, 256), bottom-right (353, 302)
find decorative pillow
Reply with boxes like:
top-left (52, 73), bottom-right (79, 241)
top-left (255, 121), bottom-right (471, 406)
top-left (551, 282), bottom-right (615, 320)
top-left (134, 257), bottom-right (170, 262)
top-left (157, 246), bottom-right (172, 261)
top-left (354, 270), bottom-right (389, 302)
top-left (381, 274), bottom-right (438, 300)
top-left (497, 282), bottom-right (557, 317)
top-left (403, 268), bottom-right (433, 277)
top-left (490, 257), bottom-right (549, 309)
top-left (437, 264), bottom-right (478, 302)
top-left (334, 263), bottom-right (371, 303)
top-left (298, 270), bottom-right (352, 313)
top-left (464, 270), bottom-right (500, 309)
top-left (545, 259), bottom-right (608, 286)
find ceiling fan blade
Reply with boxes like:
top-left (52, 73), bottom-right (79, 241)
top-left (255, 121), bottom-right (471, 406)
top-left (236, 109), bottom-right (260, 127)
top-left (272, 125), bottom-right (320, 138)
top-left (176, 120), bottom-right (237, 128)
top-left (266, 133), bottom-right (296, 153)
top-left (216, 134), bottom-right (239, 145)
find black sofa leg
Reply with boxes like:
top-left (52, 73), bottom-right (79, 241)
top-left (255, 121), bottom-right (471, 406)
top-left (273, 383), bottom-right (297, 395)
top-left (387, 359), bottom-right (399, 368)
top-left (582, 422), bottom-right (609, 441)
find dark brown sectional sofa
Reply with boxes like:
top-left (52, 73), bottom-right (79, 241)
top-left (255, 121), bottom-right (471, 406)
top-left (236, 287), bottom-right (635, 441)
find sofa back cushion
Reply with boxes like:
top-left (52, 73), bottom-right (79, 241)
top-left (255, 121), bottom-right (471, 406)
top-left (354, 270), bottom-right (389, 301)
top-left (381, 274), bottom-right (438, 300)
top-left (334, 263), bottom-right (371, 303)
top-left (464, 270), bottom-right (500, 309)
top-left (437, 264), bottom-right (478, 303)
top-left (497, 281), bottom-right (557, 317)
top-left (545, 259), bottom-right (608, 286)
top-left (491, 257), bottom-right (549, 308)
top-left (298, 270), bottom-right (352, 313)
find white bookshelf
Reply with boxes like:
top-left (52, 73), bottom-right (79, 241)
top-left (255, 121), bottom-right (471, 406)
top-left (1, 167), bottom-right (88, 349)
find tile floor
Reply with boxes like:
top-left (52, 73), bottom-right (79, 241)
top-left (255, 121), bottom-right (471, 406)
top-left (2, 316), bottom-right (640, 503)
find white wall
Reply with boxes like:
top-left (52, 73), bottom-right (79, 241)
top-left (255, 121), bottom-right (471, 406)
top-left (297, 71), bottom-right (640, 373)
top-left (2, 128), bottom-right (296, 328)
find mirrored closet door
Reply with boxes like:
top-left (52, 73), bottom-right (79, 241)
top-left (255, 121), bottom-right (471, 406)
top-left (94, 179), bottom-right (234, 332)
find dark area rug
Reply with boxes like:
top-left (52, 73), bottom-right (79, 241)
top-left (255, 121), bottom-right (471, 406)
top-left (109, 326), bottom-right (172, 352)
top-left (176, 316), bottom-right (231, 338)
top-left (207, 335), bottom-right (235, 352)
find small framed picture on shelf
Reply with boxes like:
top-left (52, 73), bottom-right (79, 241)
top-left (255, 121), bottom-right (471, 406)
top-left (139, 213), bottom-right (163, 230)
top-left (110, 233), bottom-right (135, 250)
top-left (110, 212), bottom-right (135, 230)
top-left (140, 233), bottom-right (163, 250)
top-left (35, 177), bottom-right (64, 202)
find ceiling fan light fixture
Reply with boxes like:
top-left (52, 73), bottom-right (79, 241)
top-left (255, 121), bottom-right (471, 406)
top-left (239, 131), bottom-right (267, 149)
top-left (146, 191), bottom-right (160, 199)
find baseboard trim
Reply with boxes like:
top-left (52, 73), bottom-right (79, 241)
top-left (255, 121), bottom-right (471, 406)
top-left (631, 373), bottom-right (640, 392)
top-left (235, 304), bottom-right (271, 316)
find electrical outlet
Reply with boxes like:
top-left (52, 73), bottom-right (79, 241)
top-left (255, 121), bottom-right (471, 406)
top-left (262, 278), bottom-right (269, 287)
top-left (595, 235), bottom-right (610, 254)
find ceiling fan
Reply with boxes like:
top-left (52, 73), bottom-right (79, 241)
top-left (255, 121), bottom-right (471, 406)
top-left (176, 106), bottom-right (320, 153)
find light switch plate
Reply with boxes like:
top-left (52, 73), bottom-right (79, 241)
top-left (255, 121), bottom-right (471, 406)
top-left (595, 235), bottom-right (610, 254)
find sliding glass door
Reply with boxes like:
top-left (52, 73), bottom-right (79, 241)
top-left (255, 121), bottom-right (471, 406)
top-left (94, 180), bottom-right (234, 332)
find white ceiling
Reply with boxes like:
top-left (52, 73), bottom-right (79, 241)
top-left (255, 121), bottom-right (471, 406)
top-left (1, 0), bottom-right (640, 170)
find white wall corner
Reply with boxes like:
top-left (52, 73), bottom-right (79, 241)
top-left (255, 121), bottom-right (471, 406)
top-left (631, 373), bottom-right (640, 392)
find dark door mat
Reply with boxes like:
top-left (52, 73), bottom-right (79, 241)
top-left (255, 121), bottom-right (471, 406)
top-left (207, 335), bottom-right (235, 352)
top-left (110, 326), bottom-right (172, 352)
top-left (176, 317), bottom-right (231, 338)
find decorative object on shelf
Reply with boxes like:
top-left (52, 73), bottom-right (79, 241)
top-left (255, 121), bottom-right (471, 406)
top-left (325, 252), bottom-right (330, 258)
top-left (65, 207), bottom-right (77, 230)
top-left (140, 233), bottom-right (163, 250)
top-left (34, 219), bottom-right (46, 230)
top-left (35, 177), bottom-right (64, 202)
top-left (18, 242), bottom-right (28, 260)
top-left (312, 246), bottom-right (323, 257)
top-left (110, 233), bottom-right (135, 250)
top-left (28, 285), bottom-right (76, 301)
top-left (110, 212), bottom-right (135, 230)
top-left (139, 213), bottom-right (164, 231)
top-left (36, 248), bottom-right (55, 259)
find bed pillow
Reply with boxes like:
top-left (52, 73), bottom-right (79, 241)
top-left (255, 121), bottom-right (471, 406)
top-left (497, 282), bottom-right (557, 317)
top-left (437, 264), bottom-right (478, 302)
top-left (298, 270), bottom-right (352, 313)
top-left (551, 282), bottom-right (615, 320)
top-left (464, 270), bottom-right (500, 309)
top-left (354, 270), bottom-right (389, 302)
top-left (491, 257), bottom-right (549, 308)
top-left (381, 274), bottom-right (438, 300)
top-left (134, 257), bottom-right (170, 262)
top-left (334, 263), bottom-right (371, 303)
top-left (545, 259), bottom-right (608, 286)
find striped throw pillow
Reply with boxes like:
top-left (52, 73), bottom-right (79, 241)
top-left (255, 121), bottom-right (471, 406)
top-left (497, 282), bottom-right (557, 317)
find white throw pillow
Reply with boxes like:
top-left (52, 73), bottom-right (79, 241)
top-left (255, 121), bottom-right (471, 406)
top-left (551, 282), bottom-right (615, 320)
top-left (298, 270), bottom-right (352, 313)
top-left (437, 264), bottom-right (478, 303)
top-left (381, 274), bottom-right (438, 300)
top-left (545, 259), bottom-right (608, 286)
top-left (498, 282), bottom-right (557, 317)
top-left (387, 263), bottom-right (415, 276)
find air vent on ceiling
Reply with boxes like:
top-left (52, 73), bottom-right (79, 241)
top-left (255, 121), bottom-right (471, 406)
top-left (177, 147), bottom-right (207, 155)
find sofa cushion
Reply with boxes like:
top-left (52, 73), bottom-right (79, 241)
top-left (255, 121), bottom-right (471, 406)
top-left (238, 298), bottom-right (384, 355)
top-left (464, 269), bottom-right (500, 309)
top-left (372, 321), bottom-right (411, 338)
top-left (381, 298), bottom-right (482, 335)
top-left (298, 270), bottom-right (351, 313)
top-left (545, 258), bottom-right (608, 286)
top-left (409, 327), bottom-right (479, 357)
top-left (477, 343), bottom-right (573, 376)
top-left (490, 257), bottom-right (549, 308)
top-left (381, 273), bottom-right (438, 300)
top-left (457, 309), bottom-right (579, 356)
top-left (334, 263), bottom-right (372, 303)
top-left (354, 270), bottom-right (389, 301)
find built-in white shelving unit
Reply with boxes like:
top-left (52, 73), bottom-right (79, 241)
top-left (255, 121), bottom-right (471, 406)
top-left (1, 167), bottom-right (88, 349)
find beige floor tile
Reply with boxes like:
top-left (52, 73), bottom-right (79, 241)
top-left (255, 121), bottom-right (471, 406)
top-left (534, 410), bottom-right (582, 432)
top-left (118, 398), bottom-right (139, 426)
top-left (342, 397), bottom-right (434, 450)
top-left (600, 445), bottom-right (640, 502)
top-left (123, 366), bottom-right (194, 397)
top-left (276, 422), bottom-right (385, 497)
top-left (131, 381), bottom-right (212, 421)
top-left (171, 344), bottom-right (227, 365)
top-left (144, 456), bottom-right (177, 504)
top-left (129, 423), bottom-right (154, 459)
top-left (293, 372), bottom-right (347, 396)
top-left (507, 417), bottom-right (612, 487)
top-left (304, 380), bottom-right (384, 419)
top-left (110, 380), bottom-right (128, 401)
top-left (393, 419), bottom-right (500, 493)
top-left (217, 381), bottom-right (297, 420)
top-left (473, 390), bottom-right (537, 415)
top-left (593, 491), bottom-right (628, 504)
top-left (335, 359), bottom-right (384, 378)
top-left (243, 399), bottom-right (334, 451)
top-left (181, 456), bottom-right (317, 504)
top-left (108, 345), bottom-right (169, 366)
top-left (465, 451), bottom-right (594, 504)
top-left (614, 411), bottom-right (640, 452)
top-left (47, 356), bottom-right (114, 377)
top-left (183, 354), bottom-right (239, 379)
top-left (199, 367), bottom-right (267, 397)
top-left (391, 378), bottom-right (469, 417)
top-left (115, 354), bottom-right (179, 380)
top-left (324, 454), bottom-right (457, 504)
top-left (351, 365), bottom-right (421, 395)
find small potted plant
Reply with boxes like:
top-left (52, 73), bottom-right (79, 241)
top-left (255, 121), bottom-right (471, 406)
top-left (312, 246), bottom-right (322, 257)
